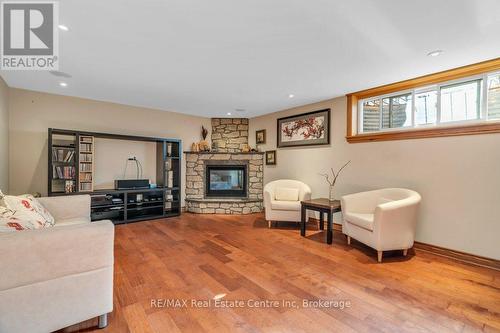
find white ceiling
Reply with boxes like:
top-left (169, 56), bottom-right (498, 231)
top-left (2, 0), bottom-right (500, 118)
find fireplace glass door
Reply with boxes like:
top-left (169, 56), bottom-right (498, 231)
top-left (206, 165), bottom-right (247, 198)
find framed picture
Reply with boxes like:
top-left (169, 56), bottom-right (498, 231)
top-left (265, 150), bottom-right (276, 165)
top-left (256, 129), bottom-right (266, 144)
top-left (277, 109), bottom-right (330, 148)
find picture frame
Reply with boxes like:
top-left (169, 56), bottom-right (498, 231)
top-left (256, 129), bottom-right (266, 144)
top-left (265, 150), bottom-right (276, 165)
top-left (277, 109), bottom-right (330, 148)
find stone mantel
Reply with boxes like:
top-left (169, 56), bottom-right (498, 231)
top-left (184, 151), bottom-right (264, 155)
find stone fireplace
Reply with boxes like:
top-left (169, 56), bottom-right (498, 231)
top-left (184, 118), bottom-right (263, 214)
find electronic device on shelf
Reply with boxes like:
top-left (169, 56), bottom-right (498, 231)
top-left (91, 194), bottom-right (112, 207)
top-left (114, 179), bottom-right (150, 190)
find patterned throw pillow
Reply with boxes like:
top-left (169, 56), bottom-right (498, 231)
top-left (0, 192), bottom-right (55, 227)
top-left (0, 216), bottom-right (44, 232)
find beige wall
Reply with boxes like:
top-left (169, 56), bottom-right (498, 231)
top-left (8, 88), bottom-right (211, 206)
top-left (250, 97), bottom-right (500, 260)
top-left (0, 77), bottom-right (8, 192)
top-left (93, 138), bottom-right (157, 190)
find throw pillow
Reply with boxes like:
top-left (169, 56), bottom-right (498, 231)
top-left (275, 187), bottom-right (300, 201)
top-left (1, 193), bottom-right (55, 227)
top-left (0, 216), bottom-right (43, 232)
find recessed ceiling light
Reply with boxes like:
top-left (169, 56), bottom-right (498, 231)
top-left (235, 108), bottom-right (246, 112)
top-left (427, 50), bottom-right (443, 57)
top-left (227, 112), bottom-right (232, 116)
top-left (288, 94), bottom-right (295, 98)
top-left (49, 70), bottom-right (72, 78)
top-left (58, 24), bottom-right (69, 31)
top-left (59, 82), bottom-right (68, 87)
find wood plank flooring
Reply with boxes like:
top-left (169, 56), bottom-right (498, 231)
top-left (61, 213), bottom-right (500, 333)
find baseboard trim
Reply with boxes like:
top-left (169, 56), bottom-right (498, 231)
top-left (309, 218), bottom-right (500, 271)
top-left (413, 241), bottom-right (500, 271)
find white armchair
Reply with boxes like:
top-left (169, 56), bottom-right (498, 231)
top-left (264, 180), bottom-right (312, 228)
top-left (341, 188), bottom-right (421, 262)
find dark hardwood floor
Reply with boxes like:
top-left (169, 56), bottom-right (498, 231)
top-left (63, 213), bottom-right (500, 333)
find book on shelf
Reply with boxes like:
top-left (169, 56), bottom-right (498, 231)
top-left (79, 143), bottom-right (92, 152)
top-left (80, 163), bottom-right (93, 172)
top-left (52, 149), bottom-right (75, 163)
top-left (80, 173), bottom-right (92, 182)
top-left (80, 137), bottom-right (93, 143)
top-left (167, 144), bottom-right (172, 157)
top-left (53, 166), bottom-right (75, 179)
top-left (79, 183), bottom-right (92, 191)
top-left (79, 153), bottom-right (93, 162)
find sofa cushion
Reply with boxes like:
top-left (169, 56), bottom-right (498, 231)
top-left (275, 187), bottom-right (299, 201)
top-left (271, 200), bottom-right (301, 211)
top-left (0, 217), bottom-right (44, 232)
top-left (345, 212), bottom-right (374, 231)
top-left (56, 218), bottom-right (91, 226)
top-left (0, 193), bottom-right (55, 227)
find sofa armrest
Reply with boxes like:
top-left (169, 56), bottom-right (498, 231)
top-left (0, 220), bottom-right (114, 291)
top-left (37, 195), bottom-right (91, 222)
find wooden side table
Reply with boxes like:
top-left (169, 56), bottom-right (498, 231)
top-left (300, 198), bottom-right (341, 244)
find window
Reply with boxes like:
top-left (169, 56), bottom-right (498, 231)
top-left (488, 73), bottom-right (500, 120)
top-left (346, 59), bottom-right (500, 143)
top-left (415, 89), bottom-right (437, 125)
top-left (440, 79), bottom-right (481, 123)
top-left (382, 93), bottom-right (412, 129)
top-left (357, 71), bottom-right (500, 135)
top-left (362, 99), bottom-right (380, 132)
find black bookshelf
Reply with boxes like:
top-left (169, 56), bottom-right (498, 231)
top-left (48, 128), bottom-right (182, 223)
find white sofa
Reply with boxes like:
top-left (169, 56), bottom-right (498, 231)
top-left (341, 188), bottom-right (421, 262)
top-left (0, 195), bottom-right (114, 333)
top-left (264, 179), bottom-right (312, 228)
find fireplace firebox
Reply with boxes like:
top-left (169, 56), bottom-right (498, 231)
top-left (206, 165), bottom-right (247, 198)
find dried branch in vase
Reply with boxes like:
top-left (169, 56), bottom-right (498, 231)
top-left (319, 160), bottom-right (351, 187)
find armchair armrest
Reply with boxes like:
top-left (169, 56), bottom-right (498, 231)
top-left (298, 187), bottom-right (312, 201)
top-left (0, 220), bottom-right (114, 291)
top-left (264, 187), bottom-right (275, 206)
top-left (373, 196), bottom-right (421, 248)
top-left (37, 195), bottom-right (91, 222)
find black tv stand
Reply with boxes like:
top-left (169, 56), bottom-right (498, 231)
top-left (91, 187), bottom-right (179, 224)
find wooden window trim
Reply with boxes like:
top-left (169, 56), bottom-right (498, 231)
top-left (346, 58), bottom-right (500, 143)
